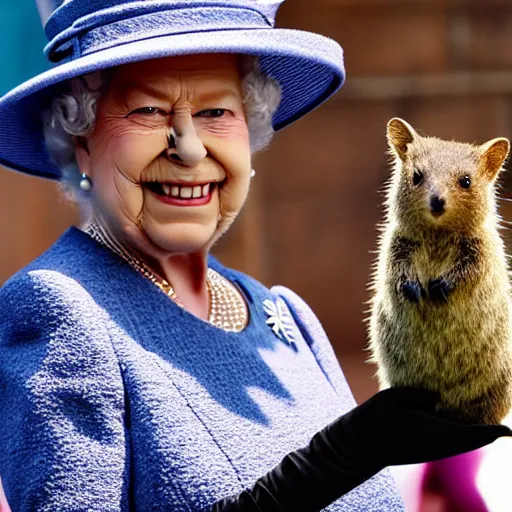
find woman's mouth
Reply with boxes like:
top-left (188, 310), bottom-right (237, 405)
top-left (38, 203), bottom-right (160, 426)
top-left (144, 181), bottom-right (219, 206)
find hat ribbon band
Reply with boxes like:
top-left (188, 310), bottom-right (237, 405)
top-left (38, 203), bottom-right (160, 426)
top-left (45, 5), bottom-right (272, 64)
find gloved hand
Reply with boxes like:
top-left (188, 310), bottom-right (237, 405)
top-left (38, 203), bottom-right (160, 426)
top-left (212, 387), bottom-right (512, 512)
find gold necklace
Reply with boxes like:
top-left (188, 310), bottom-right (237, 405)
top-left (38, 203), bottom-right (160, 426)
top-left (83, 221), bottom-right (248, 333)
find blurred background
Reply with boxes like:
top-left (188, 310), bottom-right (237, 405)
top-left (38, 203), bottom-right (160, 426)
top-left (2, 0), bottom-right (512, 510)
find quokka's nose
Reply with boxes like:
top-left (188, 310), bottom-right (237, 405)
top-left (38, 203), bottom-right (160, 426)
top-left (430, 195), bottom-right (445, 215)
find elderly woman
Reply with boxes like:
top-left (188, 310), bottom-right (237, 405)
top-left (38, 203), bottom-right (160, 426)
top-left (0, 1), bottom-right (510, 511)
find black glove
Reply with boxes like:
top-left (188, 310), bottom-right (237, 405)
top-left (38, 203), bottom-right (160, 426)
top-left (212, 387), bottom-right (512, 512)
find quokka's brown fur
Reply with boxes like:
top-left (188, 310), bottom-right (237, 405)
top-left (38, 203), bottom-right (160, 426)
top-left (368, 117), bottom-right (512, 424)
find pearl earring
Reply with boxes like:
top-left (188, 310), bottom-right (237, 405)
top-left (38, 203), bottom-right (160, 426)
top-left (250, 169), bottom-right (256, 178)
top-left (79, 173), bottom-right (92, 191)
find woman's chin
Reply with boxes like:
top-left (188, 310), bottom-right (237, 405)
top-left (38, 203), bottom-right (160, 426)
top-left (142, 221), bottom-right (218, 255)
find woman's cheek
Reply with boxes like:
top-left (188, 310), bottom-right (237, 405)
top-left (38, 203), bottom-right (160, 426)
top-left (217, 151), bottom-right (251, 218)
top-left (89, 141), bottom-right (145, 220)
top-left (202, 126), bottom-right (251, 216)
top-left (113, 133), bottom-right (165, 179)
top-left (89, 122), bottom-right (166, 222)
top-left (90, 158), bottom-right (145, 225)
top-left (92, 120), bottom-right (167, 181)
top-left (200, 122), bottom-right (251, 179)
top-left (112, 170), bottom-right (145, 223)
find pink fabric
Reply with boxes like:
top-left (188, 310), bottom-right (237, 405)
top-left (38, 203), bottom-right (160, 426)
top-left (0, 478), bottom-right (10, 512)
top-left (420, 450), bottom-right (488, 512)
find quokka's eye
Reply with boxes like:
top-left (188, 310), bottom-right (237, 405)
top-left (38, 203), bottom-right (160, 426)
top-left (459, 175), bottom-right (471, 189)
top-left (413, 169), bottom-right (424, 186)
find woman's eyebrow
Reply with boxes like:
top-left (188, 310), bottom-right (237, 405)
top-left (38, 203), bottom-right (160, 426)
top-left (122, 83), bottom-right (172, 102)
top-left (122, 83), bottom-right (241, 104)
top-left (196, 88), bottom-right (241, 102)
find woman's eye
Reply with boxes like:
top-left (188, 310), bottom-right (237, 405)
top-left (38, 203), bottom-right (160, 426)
top-left (413, 169), bottom-right (424, 186)
top-left (195, 108), bottom-right (227, 118)
top-left (459, 175), bottom-right (471, 189)
top-left (130, 107), bottom-right (164, 116)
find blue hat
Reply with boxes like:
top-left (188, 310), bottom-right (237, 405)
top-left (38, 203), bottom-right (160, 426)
top-left (0, 0), bottom-right (345, 180)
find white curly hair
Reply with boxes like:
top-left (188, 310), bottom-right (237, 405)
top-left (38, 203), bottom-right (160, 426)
top-left (43, 55), bottom-right (281, 201)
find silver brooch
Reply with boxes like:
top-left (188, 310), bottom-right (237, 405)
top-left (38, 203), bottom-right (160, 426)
top-left (263, 298), bottom-right (297, 346)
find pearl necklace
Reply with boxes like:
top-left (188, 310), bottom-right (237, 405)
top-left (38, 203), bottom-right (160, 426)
top-left (83, 221), bottom-right (248, 333)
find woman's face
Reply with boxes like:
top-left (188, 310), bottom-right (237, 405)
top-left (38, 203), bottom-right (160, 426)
top-left (76, 54), bottom-right (251, 255)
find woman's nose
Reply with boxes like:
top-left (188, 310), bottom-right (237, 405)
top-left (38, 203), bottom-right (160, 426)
top-left (167, 112), bottom-right (207, 166)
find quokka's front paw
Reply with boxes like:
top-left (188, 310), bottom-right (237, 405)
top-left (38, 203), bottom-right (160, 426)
top-left (428, 278), bottom-right (453, 303)
top-left (400, 281), bottom-right (425, 303)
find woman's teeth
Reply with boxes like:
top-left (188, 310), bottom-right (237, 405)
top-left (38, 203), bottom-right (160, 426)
top-left (158, 183), bottom-right (211, 199)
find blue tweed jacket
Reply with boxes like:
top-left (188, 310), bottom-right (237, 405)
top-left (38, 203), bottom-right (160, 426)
top-left (0, 228), bottom-right (404, 511)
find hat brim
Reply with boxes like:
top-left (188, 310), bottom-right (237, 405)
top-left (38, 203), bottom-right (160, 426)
top-left (0, 28), bottom-right (344, 179)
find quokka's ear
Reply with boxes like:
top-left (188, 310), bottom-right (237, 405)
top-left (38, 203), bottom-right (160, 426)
top-left (386, 118), bottom-right (417, 162)
top-left (479, 137), bottom-right (510, 181)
